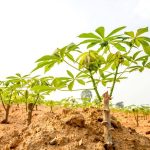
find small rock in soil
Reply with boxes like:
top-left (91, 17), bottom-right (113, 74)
top-left (78, 139), bottom-right (83, 146)
top-left (49, 137), bottom-right (57, 145)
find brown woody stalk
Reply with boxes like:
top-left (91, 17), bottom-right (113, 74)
top-left (102, 91), bottom-right (113, 150)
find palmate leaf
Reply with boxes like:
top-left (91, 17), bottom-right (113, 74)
top-left (136, 27), bottom-right (148, 37)
top-left (95, 26), bottom-right (105, 38)
top-left (66, 53), bottom-right (75, 62)
top-left (141, 37), bottom-right (150, 42)
top-left (124, 31), bottom-right (134, 38)
top-left (87, 42), bottom-right (98, 48)
top-left (31, 85), bottom-right (55, 93)
top-left (67, 70), bottom-right (74, 78)
top-left (36, 55), bottom-right (51, 62)
top-left (32, 61), bottom-right (51, 72)
top-left (134, 39), bottom-right (141, 47)
top-left (33, 53), bottom-right (62, 72)
top-left (52, 77), bottom-right (70, 89)
top-left (66, 43), bottom-right (78, 52)
top-left (16, 73), bottom-right (21, 77)
top-left (76, 71), bottom-right (89, 78)
top-left (143, 45), bottom-right (150, 55)
top-left (68, 81), bottom-right (74, 90)
top-left (76, 79), bottom-right (85, 85)
top-left (107, 26), bottom-right (126, 37)
top-left (44, 63), bottom-right (55, 73)
top-left (122, 60), bottom-right (130, 66)
top-left (133, 51), bottom-right (141, 60)
top-left (79, 39), bottom-right (101, 45)
top-left (112, 43), bottom-right (126, 52)
top-left (128, 66), bottom-right (141, 72)
top-left (78, 33), bottom-right (100, 39)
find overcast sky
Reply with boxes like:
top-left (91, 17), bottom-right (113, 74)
top-left (0, 0), bottom-right (150, 105)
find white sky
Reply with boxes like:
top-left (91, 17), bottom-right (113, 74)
top-left (0, 0), bottom-right (150, 105)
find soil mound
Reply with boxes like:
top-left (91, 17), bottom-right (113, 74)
top-left (0, 106), bottom-right (150, 150)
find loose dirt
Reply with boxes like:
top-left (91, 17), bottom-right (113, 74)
top-left (0, 105), bottom-right (150, 150)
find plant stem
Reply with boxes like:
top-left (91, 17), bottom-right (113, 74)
top-left (33, 93), bottom-right (40, 108)
top-left (110, 63), bottom-right (120, 97)
top-left (89, 70), bottom-right (101, 102)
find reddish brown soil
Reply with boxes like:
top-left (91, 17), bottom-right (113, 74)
top-left (0, 105), bottom-right (150, 150)
top-left (111, 110), bottom-right (150, 139)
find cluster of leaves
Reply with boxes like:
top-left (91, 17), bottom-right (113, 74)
top-left (33, 26), bottom-right (150, 102)
top-left (112, 104), bottom-right (150, 118)
top-left (0, 26), bottom-right (150, 124)
top-left (0, 73), bottom-right (58, 123)
top-left (112, 104), bottom-right (150, 126)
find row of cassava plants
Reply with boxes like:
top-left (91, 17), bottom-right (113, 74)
top-left (0, 26), bottom-right (150, 148)
top-left (0, 74), bottom-right (93, 125)
top-left (112, 104), bottom-right (150, 127)
top-left (33, 26), bottom-right (150, 149)
top-left (0, 74), bottom-right (55, 125)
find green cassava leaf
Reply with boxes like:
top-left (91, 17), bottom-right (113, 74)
top-left (133, 51), bottom-right (141, 60)
top-left (99, 70), bottom-right (105, 78)
top-left (113, 43), bottom-right (126, 52)
top-left (32, 85), bottom-right (55, 93)
top-left (78, 33), bottom-right (100, 39)
top-left (136, 27), bottom-right (148, 37)
top-left (32, 61), bottom-right (51, 72)
top-left (52, 78), bottom-right (69, 89)
top-left (107, 26), bottom-right (126, 37)
top-left (87, 42), bottom-right (98, 48)
top-left (135, 55), bottom-right (149, 61)
top-left (68, 81), bottom-right (74, 90)
top-left (66, 53), bottom-right (75, 62)
top-left (67, 70), bottom-right (74, 78)
top-left (76, 79), bottom-right (85, 85)
top-left (122, 60), bottom-right (130, 66)
top-left (44, 63), bottom-right (55, 73)
top-left (79, 39), bottom-right (101, 45)
top-left (141, 37), bottom-right (150, 42)
top-left (124, 31), bottom-right (134, 38)
top-left (16, 73), bottom-right (21, 77)
top-left (95, 26), bottom-right (105, 38)
top-left (134, 39), bottom-right (141, 47)
top-left (143, 45), bottom-right (150, 55)
top-left (36, 55), bottom-right (51, 62)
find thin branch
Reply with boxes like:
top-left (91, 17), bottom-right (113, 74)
top-left (59, 88), bottom-right (94, 91)
top-left (89, 70), bottom-right (102, 102)
top-left (1, 101), bottom-right (6, 111)
top-left (33, 93), bottom-right (40, 108)
top-left (64, 59), bottom-right (90, 77)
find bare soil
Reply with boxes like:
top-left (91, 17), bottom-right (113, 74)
top-left (0, 105), bottom-right (150, 150)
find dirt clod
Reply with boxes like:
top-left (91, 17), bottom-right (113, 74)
top-left (0, 105), bottom-right (150, 150)
top-left (146, 131), bottom-right (150, 135)
top-left (63, 113), bottom-right (85, 127)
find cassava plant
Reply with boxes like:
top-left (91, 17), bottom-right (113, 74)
top-left (26, 76), bottom-right (55, 125)
top-left (6, 73), bottom-right (29, 111)
top-left (0, 77), bottom-right (21, 123)
top-left (33, 26), bottom-right (150, 149)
